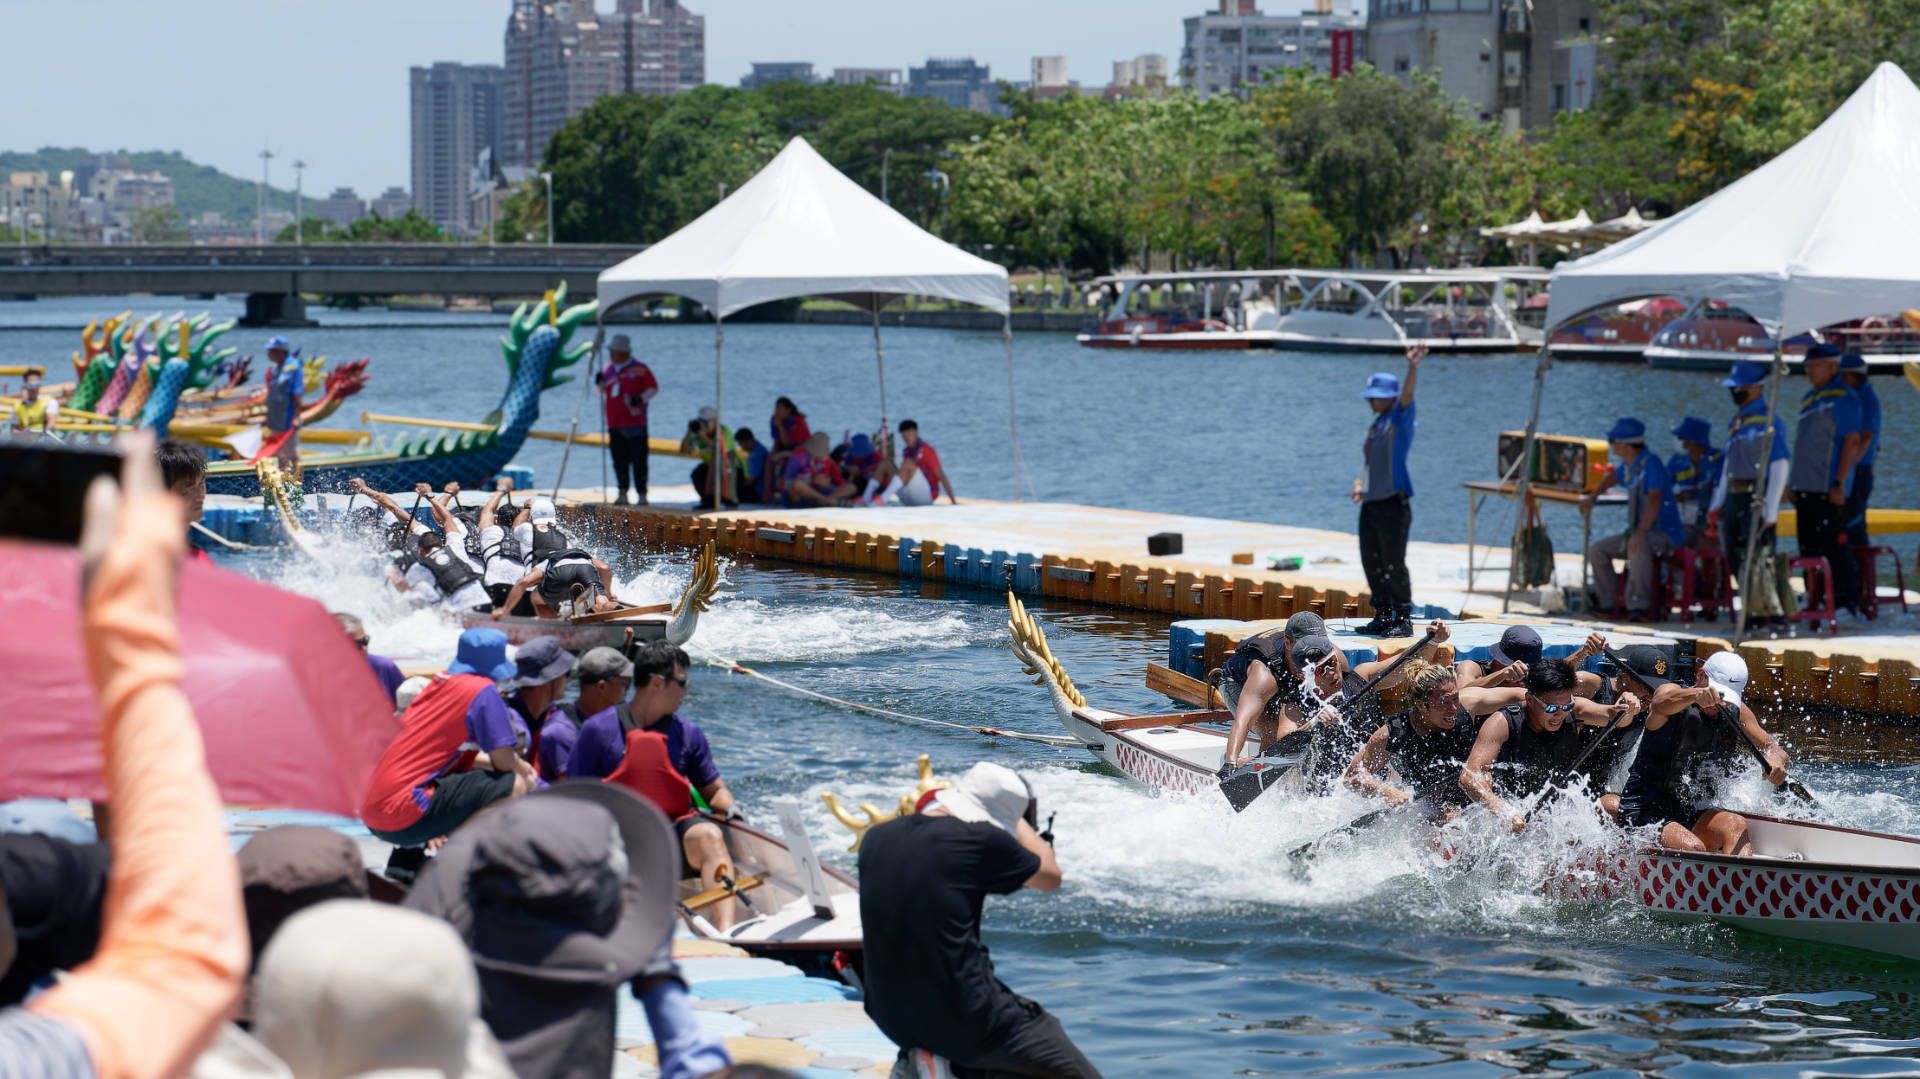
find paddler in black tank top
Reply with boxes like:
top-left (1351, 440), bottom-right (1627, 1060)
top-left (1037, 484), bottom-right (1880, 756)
top-left (1620, 651), bottom-right (1792, 855)
top-left (1218, 612), bottom-right (1323, 762)
top-left (1457, 659), bottom-right (1642, 833)
top-left (1222, 621), bottom-right (1451, 768)
top-left (1344, 659), bottom-right (1479, 821)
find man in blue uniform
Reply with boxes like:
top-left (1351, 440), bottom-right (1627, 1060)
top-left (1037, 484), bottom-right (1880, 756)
top-left (1787, 342), bottom-right (1870, 613)
top-left (1839, 351), bottom-right (1879, 551)
top-left (1709, 361), bottom-right (1791, 608)
top-left (1583, 418), bottom-right (1684, 620)
top-left (1352, 344), bottom-right (1425, 637)
top-left (262, 335), bottom-right (303, 469)
top-left (1667, 416), bottom-right (1723, 548)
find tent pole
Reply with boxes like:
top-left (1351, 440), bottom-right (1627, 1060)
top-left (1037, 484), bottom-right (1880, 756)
top-left (711, 313), bottom-right (725, 513)
top-left (1002, 313), bottom-right (1031, 502)
top-left (1733, 336), bottom-right (1787, 642)
top-left (1503, 342), bottom-right (1553, 614)
top-left (552, 313), bottom-right (606, 500)
top-left (871, 296), bottom-right (890, 461)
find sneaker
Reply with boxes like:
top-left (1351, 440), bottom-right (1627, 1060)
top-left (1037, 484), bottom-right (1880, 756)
top-left (634, 494), bottom-right (648, 506)
top-left (612, 493), bottom-right (631, 507)
top-left (1355, 614), bottom-right (1391, 635)
top-left (384, 845), bottom-right (428, 886)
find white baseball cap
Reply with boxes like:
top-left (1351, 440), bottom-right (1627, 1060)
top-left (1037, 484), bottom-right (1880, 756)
top-left (1703, 651), bottom-right (1749, 708)
top-left (609, 334), bottom-right (632, 352)
top-left (528, 497), bottom-right (557, 524)
top-left (930, 762), bottom-right (1034, 834)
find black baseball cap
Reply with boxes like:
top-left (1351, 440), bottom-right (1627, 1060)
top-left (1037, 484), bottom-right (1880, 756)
top-left (1614, 644), bottom-right (1675, 692)
top-left (1489, 625), bottom-right (1543, 667)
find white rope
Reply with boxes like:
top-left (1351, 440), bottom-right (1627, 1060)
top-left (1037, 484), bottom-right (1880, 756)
top-left (703, 655), bottom-right (1080, 746)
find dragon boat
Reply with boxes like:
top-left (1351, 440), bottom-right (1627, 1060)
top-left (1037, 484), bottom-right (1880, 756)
top-left (678, 810), bottom-right (865, 985)
top-left (459, 543), bottom-right (720, 649)
top-left (203, 287), bottom-right (596, 497)
top-left (1006, 593), bottom-right (1301, 798)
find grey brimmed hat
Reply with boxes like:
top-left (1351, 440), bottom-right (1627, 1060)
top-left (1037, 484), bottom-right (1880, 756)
top-left (507, 636), bottom-right (575, 690)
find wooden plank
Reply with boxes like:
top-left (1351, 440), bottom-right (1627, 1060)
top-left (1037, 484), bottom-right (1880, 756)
top-left (1781, 648), bottom-right (1827, 706)
top-left (1146, 661), bottom-right (1216, 707)
top-left (1738, 644), bottom-right (1783, 702)
top-left (1879, 658), bottom-right (1918, 715)
top-left (571, 602), bottom-right (672, 625)
top-left (1827, 653), bottom-right (1874, 713)
top-left (1096, 708), bottom-right (1232, 732)
top-left (681, 873), bottom-right (767, 914)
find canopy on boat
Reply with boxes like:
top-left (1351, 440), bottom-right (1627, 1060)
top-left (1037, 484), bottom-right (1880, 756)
top-left (1547, 62), bottom-right (1920, 334)
top-left (596, 136), bottom-right (1008, 318)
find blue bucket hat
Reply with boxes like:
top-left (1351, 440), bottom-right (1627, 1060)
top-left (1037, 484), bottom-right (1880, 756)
top-left (264, 335), bottom-right (292, 352)
top-left (848, 433), bottom-right (874, 458)
top-left (1722, 361), bottom-right (1769, 388)
top-left (1361, 372), bottom-right (1400, 399)
top-left (1804, 341), bottom-right (1844, 362)
top-left (448, 627), bottom-right (516, 682)
top-left (1606, 417), bottom-right (1646, 443)
top-left (1671, 415), bottom-right (1714, 447)
top-left (1838, 350), bottom-right (1868, 372)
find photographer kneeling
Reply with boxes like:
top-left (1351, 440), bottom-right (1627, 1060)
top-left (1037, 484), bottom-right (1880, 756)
top-left (858, 762), bottom-right (1100, 1079)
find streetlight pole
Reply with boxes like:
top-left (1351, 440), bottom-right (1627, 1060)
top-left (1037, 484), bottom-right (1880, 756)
top-left (256, 148), bottom-right (274, 244)
top-left (293, 159), bottom-right (306, 245)
top-left (541, 171), bottom-right (553, 244)
top-left (881, 148), bottom-right (892, 205)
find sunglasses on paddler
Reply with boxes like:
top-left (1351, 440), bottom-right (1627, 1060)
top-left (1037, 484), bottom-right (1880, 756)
top-left (1528, 693), bottom-right (1573, 714)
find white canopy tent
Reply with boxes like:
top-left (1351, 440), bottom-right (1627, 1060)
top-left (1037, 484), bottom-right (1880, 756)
top-left (567, 136), bottom-right (1022, 508)
top-left (1515, 62), bottom-right (1920, 633)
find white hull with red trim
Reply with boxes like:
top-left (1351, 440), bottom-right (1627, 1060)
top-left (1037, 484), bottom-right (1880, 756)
top-left (680, 818), bottom-right (864, 977)
top-left (1549, 813), bottom-right (1920, 960)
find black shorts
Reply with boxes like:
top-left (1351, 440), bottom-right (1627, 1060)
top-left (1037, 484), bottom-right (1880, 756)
top-left (368, 768), bottom-right (517, 848)
top-left (1619, 788), bottom-right (1700, 830)
top-left (485, 582), bottom-right (537, 617)
top-left (675, 814), bottom-right (724, 879)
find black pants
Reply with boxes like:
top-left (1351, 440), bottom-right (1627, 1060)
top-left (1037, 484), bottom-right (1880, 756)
top-left (947, 1010), bottom-right (1103, 1079)
top-left (1357, 494), bottom-right (1412, 613)
top-left (608, 426), bottom-right (648, 500)
top-left (690, 461), bottom-right (737, 508)
top-left (1845, 463), bottom-right (1874, 549)
top-left (1794, 491), bottom-right (1859, 610)
top-left (1720, 489), bottom-right (1775, 597)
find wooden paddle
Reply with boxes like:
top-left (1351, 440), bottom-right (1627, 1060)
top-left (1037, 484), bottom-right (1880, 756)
top-left (1219, 627), bottom-right (1440, 814)
top-left (680, 872), bottom-right (765, 914)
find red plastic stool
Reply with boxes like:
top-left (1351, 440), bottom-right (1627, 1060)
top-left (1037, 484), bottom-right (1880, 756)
top-left (1856, 545), bottom-right (1909, 620)
top-left (1789, 556), bottom-right (1839, 636)
top-left (1674, 547), bottom-right (1733, 623)
top-left (1614, 551), bottom-right (1690, 623)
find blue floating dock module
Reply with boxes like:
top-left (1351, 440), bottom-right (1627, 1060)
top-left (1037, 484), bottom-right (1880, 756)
top-left (1169, 619), bottom-right (1257, 679)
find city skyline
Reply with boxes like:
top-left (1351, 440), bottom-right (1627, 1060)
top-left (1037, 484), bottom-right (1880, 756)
top-left (0, 0), bottom-right (1331, 201)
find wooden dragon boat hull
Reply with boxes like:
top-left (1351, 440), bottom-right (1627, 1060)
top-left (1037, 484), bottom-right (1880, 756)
top-left (461, 610), bottom-right (668, 651)
top-left (679, 815), bottom-right (864, 985)
top-left (1549, 813), bottom-right (1920, 960)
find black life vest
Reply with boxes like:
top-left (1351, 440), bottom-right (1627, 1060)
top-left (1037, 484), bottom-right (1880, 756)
top-left (483, 524), bottom-right (525, 566)
top-left (539, 553), bottom-right (600, 605)
top-left (1224, 629), bottom-right (1287, 687)
top-left (420, 545), bottom-right (479, 596)
top-left (529, 523), bottom-right (573, 562)
top-left (1300, 673), bottom-right (1382, 786)
top-left (1493, 703), bottom-right (1584, 796)
top-left (1385, 708), bottom-right (1479, 803)
top-left (455, 511), bottom-right (486, 561)
top-left (1625, 703), bottom-right (1743, 808)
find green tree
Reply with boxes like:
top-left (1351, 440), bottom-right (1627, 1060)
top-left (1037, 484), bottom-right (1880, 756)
top-left (130, 205), bottom-right (188, 243)
top-left (1257, 67), bottom-right (1460, 265)
top-left (1537, 104), bottom-right (1680, 217)
top-left (345, 209), bottom-right (446, 243)
top-left (543, 93), bottom-right (670, 242)
top-left (274, 218), bottom-right (346, 243)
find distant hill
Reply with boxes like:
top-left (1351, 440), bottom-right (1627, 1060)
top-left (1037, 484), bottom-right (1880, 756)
top-left (0, 147), bottom-right (297, 223)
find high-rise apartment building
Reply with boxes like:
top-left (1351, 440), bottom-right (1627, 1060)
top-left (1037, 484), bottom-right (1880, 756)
top-left (741, 62), bottom-right (816, 88)
top-left (410, 62), bottom-right (503, 236)
top-left (1181, 3), bottom-right (1367, 98)
top-left (502, 0), bottom-right (705, 169)
top-left (370, 187), bottom-right (413, 220)
top-left (832, 67), bottom-right (903, 93)
top-left (906, 57), bottom-right (997, 113)
top-left (1367, 0), bottom-right (1595, 130)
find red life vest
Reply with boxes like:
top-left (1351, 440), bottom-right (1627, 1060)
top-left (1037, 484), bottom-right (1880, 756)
top-left (601, 360), bottom-right (656, 429)
top-left (603, 729), bottom-right (693, 820)
top-left (360, 673), bottom-right (495, 831)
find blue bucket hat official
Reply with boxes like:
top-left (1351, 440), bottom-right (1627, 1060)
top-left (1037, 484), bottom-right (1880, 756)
top-left (264, 335), bottom-right (292, 352)
top-left (1804, 341), bottom-right (1844, 362)
top-left (1606, 417), bottom-right (1646, 443)
top-left (1838, 351), bottom-right (1868, 372)
top-left (448, 627), bottom-right (517, 682)
top-left (1722, 361), bottom-right (1769, 388)
top-left (1361, 372), bottom-right (1400, 399)
top-left (1671, 416), bottom-right (1714, 446)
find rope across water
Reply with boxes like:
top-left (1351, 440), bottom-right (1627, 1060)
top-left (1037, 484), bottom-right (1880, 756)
top-left (702, 655), bottom-right (1079, 746)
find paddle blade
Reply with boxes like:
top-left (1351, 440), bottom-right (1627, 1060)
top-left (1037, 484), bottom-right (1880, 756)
top-left (1218, 762), bottom-right (1292, 813)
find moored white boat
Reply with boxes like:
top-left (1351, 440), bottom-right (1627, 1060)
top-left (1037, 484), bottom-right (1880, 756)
top-left (1270, 269), bottom-right (1548, 354)
top-left (1077, 271), bottom-right (1285, 350)
top-left (1550, 812), bottom-right (1920, 960)
top-left (1644, 300), bottom-right (1920, 370)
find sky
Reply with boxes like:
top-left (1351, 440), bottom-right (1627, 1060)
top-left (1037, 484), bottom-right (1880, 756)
top-left (0, 0), bottom-right (1324, 199)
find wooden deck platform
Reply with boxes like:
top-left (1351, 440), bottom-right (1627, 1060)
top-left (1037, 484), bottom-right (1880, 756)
top-left (557, 486), bottom-right (1920, 719)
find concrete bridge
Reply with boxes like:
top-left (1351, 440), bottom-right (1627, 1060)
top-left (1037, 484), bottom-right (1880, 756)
top-left (0, 243), bottom-right (642, 325)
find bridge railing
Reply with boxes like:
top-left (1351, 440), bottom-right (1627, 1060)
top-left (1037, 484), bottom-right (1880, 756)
top-left (0, 243), bottom-right (644, 269)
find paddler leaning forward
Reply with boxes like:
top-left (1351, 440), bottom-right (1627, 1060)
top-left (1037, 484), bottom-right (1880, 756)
top-left (1343, 658), bottom-right (1478, 822)
top-left (1223, 621), bottom-right (1451, 774)
top-left (1456, 658), bottom-right (1644, 833)
top-left (1617, 651), bottom-right (1791, 855)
